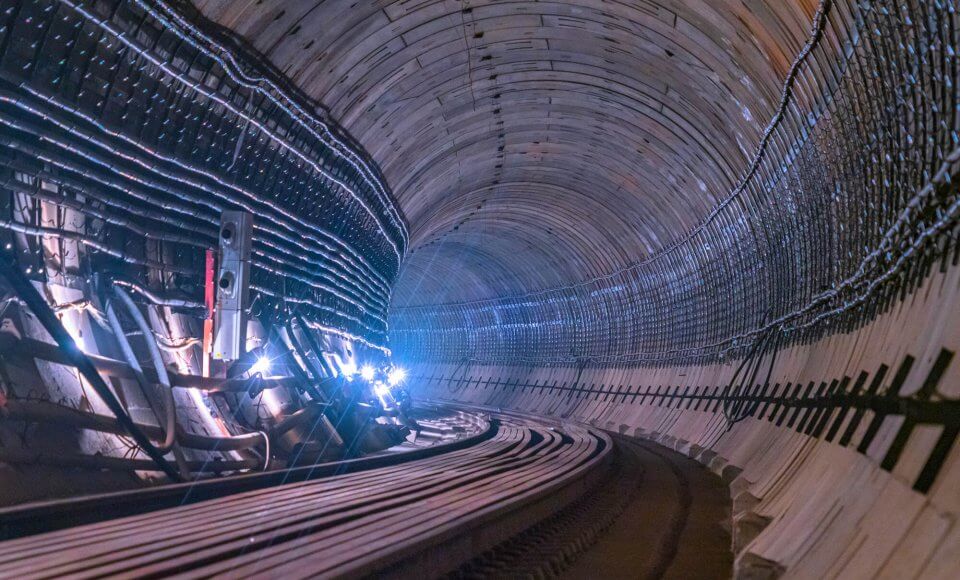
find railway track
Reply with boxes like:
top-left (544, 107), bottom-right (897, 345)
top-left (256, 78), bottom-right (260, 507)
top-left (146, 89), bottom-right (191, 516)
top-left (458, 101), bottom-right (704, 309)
top-left (0, 409), bottom-right (611, 578)
top-left (447, 433), bottom-right (732, 579)
top-left (0, 408), bottom-right (494, 539)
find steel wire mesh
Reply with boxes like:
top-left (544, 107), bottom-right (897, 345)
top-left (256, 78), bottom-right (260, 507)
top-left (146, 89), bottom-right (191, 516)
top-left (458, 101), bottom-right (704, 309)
top-left (390, 0), bottom-right (960, 367)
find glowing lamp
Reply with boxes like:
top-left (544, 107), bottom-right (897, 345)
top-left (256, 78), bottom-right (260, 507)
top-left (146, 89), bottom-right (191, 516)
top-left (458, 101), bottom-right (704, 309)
top-left (249, 356), bottom-right (271, 376)
top-left (387, 367), bottom-right (407, 386)
top-left (360, 364), bottom-right (376, 381)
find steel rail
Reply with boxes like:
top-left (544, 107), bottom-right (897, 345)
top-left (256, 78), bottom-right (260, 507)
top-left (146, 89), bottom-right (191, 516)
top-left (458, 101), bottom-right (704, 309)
top-left (0, 409), bottom-right (494, 539)
top-left (0, 422), bottom-right (511, 552)
top-left (0, 410), bottom-right (611, 579)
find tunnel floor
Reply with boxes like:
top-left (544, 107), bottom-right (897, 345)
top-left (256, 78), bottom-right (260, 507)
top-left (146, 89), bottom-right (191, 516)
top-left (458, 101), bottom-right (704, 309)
top-left (449, 434), bottom-right (733, 579)
top-left (565, 437), bottom-right (732, 579)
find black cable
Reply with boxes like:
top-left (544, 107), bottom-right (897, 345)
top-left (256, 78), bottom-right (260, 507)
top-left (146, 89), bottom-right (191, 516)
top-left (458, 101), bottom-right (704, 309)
top-left (446, 358), bottom-right (472, 394)
top-left (572, 360), bottom-right (587, 393)
top-left (750, 328), bottom-right (783, 419)
top-left (725, 324), bottom-right (782, 427)
top-left (734, 331), bottom-right (772, 423)
top-left (722, 327), bottom-right (772, 427)
top-left (0, 258), bottom-right (182, 480)
top-left (722, 339), bottom-right (762, 412)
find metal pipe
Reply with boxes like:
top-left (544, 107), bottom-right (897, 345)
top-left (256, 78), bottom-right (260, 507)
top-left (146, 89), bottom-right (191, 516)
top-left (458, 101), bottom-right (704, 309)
top-left (2, 399), bottom-right (270, 453)
top-left (105, 298), bottom-right (177, 454)
top-left (0, 332), bottom-right (299, 392)
top-left (0, 448), bottom-right (260, 474)
top-left (281, 319), bottom-right (329, 403)
top-left (270, 404), bottom-right (326, 439)
top-left (113, 280), bottom-right (204, 310)
top-left (0, 258), bottom-right (181, 481)
top-left (172, 373), bottom-right (300, 393)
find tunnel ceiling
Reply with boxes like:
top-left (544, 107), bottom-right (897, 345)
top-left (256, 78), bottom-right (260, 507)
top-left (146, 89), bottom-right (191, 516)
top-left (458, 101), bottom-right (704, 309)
top-left (194, 0), bottom-right (814, 304)
top-left (194, 0), bottom-right (960, 366)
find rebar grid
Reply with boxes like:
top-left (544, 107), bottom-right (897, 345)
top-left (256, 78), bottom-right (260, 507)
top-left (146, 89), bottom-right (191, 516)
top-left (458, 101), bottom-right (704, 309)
top-left (391, 0), bottom-right (960, 367)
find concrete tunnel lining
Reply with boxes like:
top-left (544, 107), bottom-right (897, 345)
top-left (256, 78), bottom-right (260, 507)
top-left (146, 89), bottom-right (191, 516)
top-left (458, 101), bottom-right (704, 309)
top-left (194, 0), bottom-right (949, 370)
top-left (0, 0), bottom-right (957, 577)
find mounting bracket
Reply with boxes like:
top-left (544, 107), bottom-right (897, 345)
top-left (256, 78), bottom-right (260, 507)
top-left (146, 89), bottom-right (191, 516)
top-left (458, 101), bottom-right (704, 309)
top-left (212, 211), bottom-right (253, 361)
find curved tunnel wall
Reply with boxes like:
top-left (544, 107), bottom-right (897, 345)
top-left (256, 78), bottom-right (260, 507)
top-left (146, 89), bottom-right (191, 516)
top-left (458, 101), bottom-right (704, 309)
top-left (188, 0), bottom-right (960, 369)
top-left (0, 0), bottom-right (406, 351)
top-left (389, 0), bottom-right (960, 366)
top-left (0, 0), bottom-right (958, 576)
top-left (0, 0), bottom-right (407, 501)
top-left (192, 1), bottom-right (960, 577)
top-left (195, 0), bottom-right (825, 308)
top-left (407, 271), bottom-right (960, 576)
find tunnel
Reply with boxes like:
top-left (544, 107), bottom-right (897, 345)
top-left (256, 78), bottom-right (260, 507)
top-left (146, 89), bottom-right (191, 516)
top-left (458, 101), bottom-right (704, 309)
top-left (0, 0), bottom-right (957, 577)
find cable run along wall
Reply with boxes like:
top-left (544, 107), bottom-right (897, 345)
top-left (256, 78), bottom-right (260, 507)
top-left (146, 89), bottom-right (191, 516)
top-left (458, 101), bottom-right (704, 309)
top-left (0, 0), bottom-right (407, 351)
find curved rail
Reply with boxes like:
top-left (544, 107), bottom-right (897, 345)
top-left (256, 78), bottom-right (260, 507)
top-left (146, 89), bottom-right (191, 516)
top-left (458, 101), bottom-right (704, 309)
top-left (0, 412), bottom-right (609, 578)
top-left (0, 409), bottom-right (492, 540)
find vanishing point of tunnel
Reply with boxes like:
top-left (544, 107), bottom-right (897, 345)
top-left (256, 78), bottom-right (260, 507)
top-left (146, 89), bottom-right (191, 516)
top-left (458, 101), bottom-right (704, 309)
top-left (0, 0), bottom-right (957, 578)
